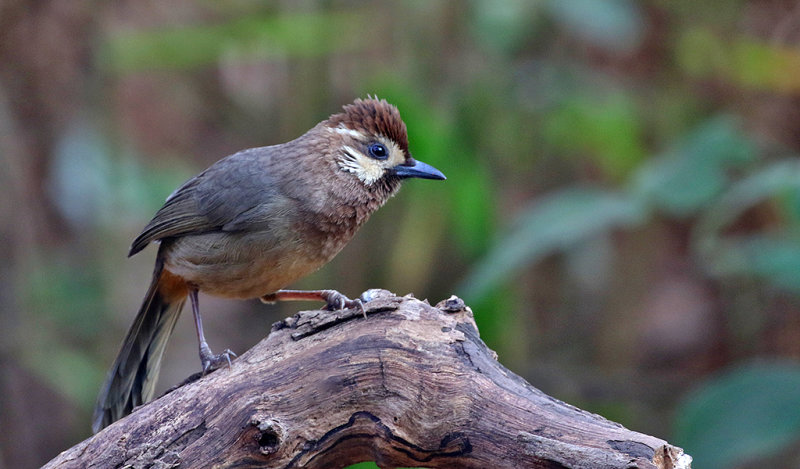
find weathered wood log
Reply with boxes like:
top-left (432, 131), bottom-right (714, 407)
top-left (45, 290), bottom-right (691, 469)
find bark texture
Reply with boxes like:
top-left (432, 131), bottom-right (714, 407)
top-left (45, 290), bottom-right (690, 469)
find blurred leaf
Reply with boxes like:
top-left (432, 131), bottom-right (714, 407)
top-left (373, 80), bottom-right (495, 256)
top-left (545, 0), bottom-right (644, 53)
top-left (26, 260), bottom-right (106, 339)
top-left (469, 0), bottom-right (542, 54)
top-left (632, 116), bottom-right (757, 216)
top-left (101, 12), bottom-right (367, 71)
top-left (448, 163), bottom-right (495, 254)
top-left (543, 92), bottom-right (645, 179)
top-left (695, 160), bottom-right (800, 290)
top-left (696, 159), bottom-right (800, 236)
top-left (387, 187), bottom-right (449, 294)
top-left (674, 361), bottom-right (800, 469)
top-left (675, 28), bottom-right (731, 82)
top-left (460, 187), bottom-right (646, 301)
top-left (677, 28), bottom-right (800, 92)
top-left (27, 346), bottom-right (104, 410)
top-left (778, 187), bottom-right (800, 227)
top-left (470, 286), bottom-right (522, 362)
top-left (708, 236), bottom-right (800, 292)
top-left (731, 40), bottom-right (800, 92)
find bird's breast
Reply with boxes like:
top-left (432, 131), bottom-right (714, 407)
top-left (160, 213), bottom-right (363, 299)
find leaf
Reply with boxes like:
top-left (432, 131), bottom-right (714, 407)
top-left (459, 187), bottom-right (646, 301)
top-left (694, 160), bottom-right (800, 291)
top-left (632, 116), bottom-right (757, 216)
top-left (702, 236), bottom-right (800, 292)
top-left (696, 159), bottom-right (800, 236)
top-left (674, 361), bottom-right (800, 469)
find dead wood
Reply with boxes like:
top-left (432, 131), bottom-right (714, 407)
top-left (44, 290), bottom-right (690, 469)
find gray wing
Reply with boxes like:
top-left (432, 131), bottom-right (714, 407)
top-left (129, 147), bottom-right (296, 256)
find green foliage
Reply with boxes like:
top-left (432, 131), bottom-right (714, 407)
top-left (469, 286), bottom-right (522, 363)
top-left (370, 79), bottom-right (496, 257)
top-left (344, 463), bottom-right (379, 469)
top-left (461, 116), bottom-right (775, 302)
top-left (460, 105), bottom-right (800, 465)
top-left (709, 236), bottom-right (800, 292)
top-left (27, 345), bottom-right (104, 411)
top-left (26, 260), bottom-right (106, 339)
top-left (101, 12), bottom-right (368, 71)
top-left (696, 160), bottom-right (800, 291)
top-left (677, 28), bottom-right (800, 92)
top-left (674, 361), bottom-right (800, 469)
top-left (460, 187), bottom-right (646, 300)
top-left (544, 92), bottom-right (645, 179)
top-left (23, 259), bottom-right (108, 410)
top-left (470, 0), bottom-right (645, 55)
top-left (18, 3), bottom-right (800, 465)
top-left (633, 116), bottom-right (757, 216)
top-left (697, 159), bottom-right (800, 233)
top-left (345, 463), bottom-right (423, 469)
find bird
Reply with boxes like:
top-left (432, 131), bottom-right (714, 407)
top-left (92, 97), bottom-right (446, 433)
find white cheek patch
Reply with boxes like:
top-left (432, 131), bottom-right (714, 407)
top-left (384, 139), bottom-right (405, 167)
top-left (338, 145), bottom-right (385, 185)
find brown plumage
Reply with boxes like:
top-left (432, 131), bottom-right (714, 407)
top-left (92, 98), bottom-right (445, 433)
top-left (328, 99), bottom-right (410, 155)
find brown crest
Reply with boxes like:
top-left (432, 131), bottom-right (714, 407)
top-left (327, 98), bottom-right (410, 156)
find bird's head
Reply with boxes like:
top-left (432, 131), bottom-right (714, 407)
top-left (324, 97), bottom-right (445, 187)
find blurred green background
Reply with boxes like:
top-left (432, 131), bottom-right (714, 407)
top-left (3, 1), bottom-right (800, 468)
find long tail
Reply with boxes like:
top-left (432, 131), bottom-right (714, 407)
top-left (92, 258), bottom-right (187, 433)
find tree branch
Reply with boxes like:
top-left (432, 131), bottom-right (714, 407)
top-left (45, 290), bottom-right (691, 469)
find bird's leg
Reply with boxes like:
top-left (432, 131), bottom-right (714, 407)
top-left (189, 289), bottom-right (236, 373)
top-left (260, 289), bottom-right (366, 317)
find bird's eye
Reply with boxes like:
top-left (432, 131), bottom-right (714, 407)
top-left (368, 142), bottom-right (388, 160)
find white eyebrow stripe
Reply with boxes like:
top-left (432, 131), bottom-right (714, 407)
top-left (331, 126), bottom-right (365, 139)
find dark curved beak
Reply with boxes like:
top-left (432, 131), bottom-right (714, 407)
top-left (393, 158), bottom-right (446, 180)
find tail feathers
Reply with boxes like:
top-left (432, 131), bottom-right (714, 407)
top-left (92, 263), bottom-right (186, 433)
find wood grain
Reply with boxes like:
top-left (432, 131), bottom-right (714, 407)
top-left (45, 291), bottom-right (689, 469)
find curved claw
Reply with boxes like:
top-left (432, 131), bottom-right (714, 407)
top-left (353, 298), bottom-right (366, 319)
top-left (321, 290), bottom-right (367, 319)
top-left (200, 345), bottom-right (237, 374)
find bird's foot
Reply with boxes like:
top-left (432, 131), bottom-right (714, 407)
top-left (320, 289), bottom-right (366, 318)
top-left (199, 341), bottom-right (236, 374)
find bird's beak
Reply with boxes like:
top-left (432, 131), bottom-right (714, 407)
top-left (393, 158), bottom-right (446, 180)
